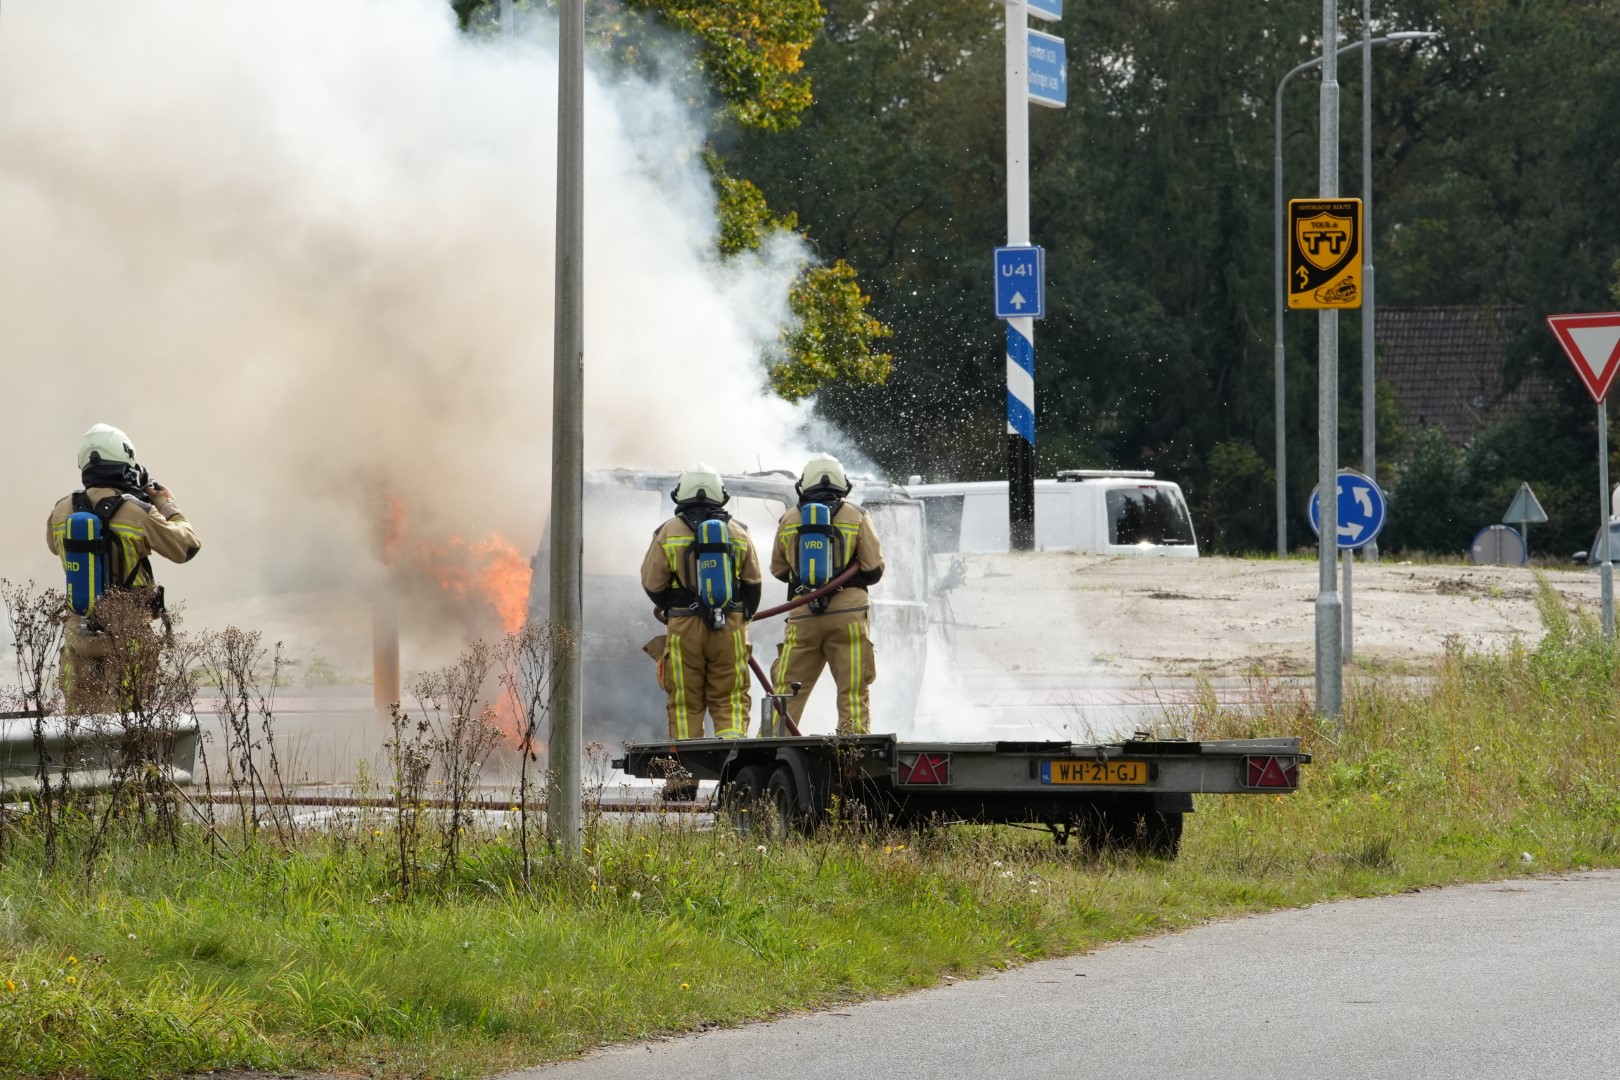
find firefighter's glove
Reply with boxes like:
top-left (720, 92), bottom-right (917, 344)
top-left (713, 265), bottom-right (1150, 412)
top-left (739, 580), bottom-right (762, 621)
top-left (147, 485), bottom-right (181, 518)
top-left (849, 566), bottom-right (884, 590)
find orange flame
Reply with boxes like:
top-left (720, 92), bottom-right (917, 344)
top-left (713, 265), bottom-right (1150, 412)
top-left (381, 496), bottom-right (406, 568)
top-left (379, 496), bottom-right (532, 634)
top-left (376, 496), bottom-right (534, 746)
top-left (406, 532), bottom-right (532, 635)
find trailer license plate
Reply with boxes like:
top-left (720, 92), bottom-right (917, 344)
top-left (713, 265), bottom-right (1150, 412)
top-left (1041, 760), bottom-right (1148, 785)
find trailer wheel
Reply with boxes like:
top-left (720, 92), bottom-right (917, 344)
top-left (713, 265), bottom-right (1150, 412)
top-left (1140, 810), bottom-right (1184, 858)
top-left (1072, 805), bottom-right (1183, 858)
top-left (721, 764), bottom-right (771, 836)
top-left (765, 765), bottom-right (809, 838)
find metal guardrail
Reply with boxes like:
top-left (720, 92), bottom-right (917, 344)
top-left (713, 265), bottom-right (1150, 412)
top-left (0, 714), bottom-right (201, 799)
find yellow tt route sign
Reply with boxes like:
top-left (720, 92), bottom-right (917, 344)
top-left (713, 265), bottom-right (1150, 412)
top-left (1288, 198), bottom-right (1363, 309)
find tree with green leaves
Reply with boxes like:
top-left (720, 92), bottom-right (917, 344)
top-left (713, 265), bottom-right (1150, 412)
top-left (452, 0), bottom-right (894, 402)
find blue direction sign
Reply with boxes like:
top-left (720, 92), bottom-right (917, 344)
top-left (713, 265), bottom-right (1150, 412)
top-left (994, 246), bottom-right (1045, 319)
top-left (1027, 30), bottom-right (1067, 108)
top-left (1307, 469), bottom-right (1388, 551)
top-left (1027, 0), bottom-right (1062, 22)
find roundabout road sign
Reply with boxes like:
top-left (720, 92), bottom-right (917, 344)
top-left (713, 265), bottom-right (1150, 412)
top-left (1308, 469), bottom-right (1387, 551)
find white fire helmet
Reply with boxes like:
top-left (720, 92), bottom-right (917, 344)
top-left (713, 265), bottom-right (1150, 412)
top-left (798, 453), bottom-right (850, 495)
top-left (673, 464), bottom-right (729, 506)
top-left (77, 423), bottom-right (137, 470)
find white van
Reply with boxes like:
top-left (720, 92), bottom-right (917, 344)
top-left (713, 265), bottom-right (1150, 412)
top-left (903, 470), bottom-right (1199, 557)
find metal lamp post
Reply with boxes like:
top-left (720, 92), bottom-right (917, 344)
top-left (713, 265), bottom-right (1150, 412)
top-left (548, 0), bottom-right (586, 850)
top-left (1272, 29), bottom-right (1439, 558)
top-left (1361, 20), bottom-right (1441, 559)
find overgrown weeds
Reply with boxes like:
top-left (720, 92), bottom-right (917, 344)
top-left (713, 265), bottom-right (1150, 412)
top-left (1, 576), bottom-right (1618, 1078)
top-left (198, 625), bottom-right (293, 847)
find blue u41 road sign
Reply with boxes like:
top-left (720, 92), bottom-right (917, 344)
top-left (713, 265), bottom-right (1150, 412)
top-left (994, 245), bottom-right (1045, 319)
top-left (1307, 469), bottom-right (1388, 551)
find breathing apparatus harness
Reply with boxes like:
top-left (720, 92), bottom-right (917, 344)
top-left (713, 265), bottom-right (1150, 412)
top-left (659, 501), bottom-right (757, 630)
top-left (59, 462), bottom-right (167, 625)
top-left (792, 488), bottom-right (846, 614)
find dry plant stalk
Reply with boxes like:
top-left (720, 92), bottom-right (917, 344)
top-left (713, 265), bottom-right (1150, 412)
top-left (198, 626), bottom-right (293, 847)
top-left (71, 590), bottom-right (203, 870)
top-left (1, 580), bottom-right (68, 868)
top-left (412, 640), bottom-right (502, 880)
top-left (498, 619), bottom-right (570, 885)
top-left (384, 703), bottom-right (433, 896)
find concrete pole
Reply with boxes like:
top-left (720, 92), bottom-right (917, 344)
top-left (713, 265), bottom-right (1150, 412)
top-left (1360, 0), bottom-right (1379, 563)
top-left (1601, 402), bottom-right (1615, 640)
top-left (1315, 0), bottom-right (1345, 721)
top-left (1005, 0), bottom-right (1036, 552)
top-left (548, 0), bottom-right (585, 849)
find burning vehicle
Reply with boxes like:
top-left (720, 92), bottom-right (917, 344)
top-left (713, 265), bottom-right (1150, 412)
top-left (529, 469), bottom-right (931, 746)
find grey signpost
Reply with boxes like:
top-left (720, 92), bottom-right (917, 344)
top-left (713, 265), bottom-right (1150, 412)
top-left (1308, 470), bottom-right (1386, 668)
top-left (1314, 0), bottom-right (1344, 720)
top-left (1546, 312), bottom-right (1620, 641)
top-left (1602, 407), bottom-right (1613, 639)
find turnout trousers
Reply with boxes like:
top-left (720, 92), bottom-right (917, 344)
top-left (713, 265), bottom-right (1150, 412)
top-left (773, 607), bottom-right (876, 735)
top-left (659, 611), bottom-right (751, 740)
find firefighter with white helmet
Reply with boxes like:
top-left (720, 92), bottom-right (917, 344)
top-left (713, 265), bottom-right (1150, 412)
top-left (46, 423), bottom-right (201, 708)
top-left (770, 453), bottom-right (885, 734)
top-left (640, 464), bottom-right (763, 753)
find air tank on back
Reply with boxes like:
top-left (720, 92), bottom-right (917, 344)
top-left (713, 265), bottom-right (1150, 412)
top-left (528, 468), bottom-right (932, 748)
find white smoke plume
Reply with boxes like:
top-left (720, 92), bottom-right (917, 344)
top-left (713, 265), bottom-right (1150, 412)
top-left (0, 0), bottom-right (812, 637)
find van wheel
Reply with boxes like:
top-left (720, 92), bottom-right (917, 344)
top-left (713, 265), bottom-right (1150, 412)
top-left (721, 765), bottom-right (770, 836)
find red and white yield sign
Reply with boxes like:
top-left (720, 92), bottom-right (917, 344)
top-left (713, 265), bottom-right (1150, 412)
top-left (1546, 311), bottom-right (1620, 404)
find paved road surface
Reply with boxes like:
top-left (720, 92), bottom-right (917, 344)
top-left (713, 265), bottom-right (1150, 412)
top-left (511, 871), bottom-right (1620, 1080)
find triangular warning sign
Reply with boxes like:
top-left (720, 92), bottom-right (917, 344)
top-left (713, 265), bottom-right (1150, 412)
top-left (1547, 312), bottom-right (1620, 404)
top-left (1503, 482), bottom-right (1548, 526)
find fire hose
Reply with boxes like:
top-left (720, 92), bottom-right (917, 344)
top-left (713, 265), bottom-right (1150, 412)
top-left (652, 562), bottom-right (861, 737)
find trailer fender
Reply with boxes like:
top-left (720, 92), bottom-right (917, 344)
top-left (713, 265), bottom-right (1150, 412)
top-left (1153, 792), bottom-right (1194, 815)
top-left (719, 747), bottom-right (786, 788)
top-left (772, 746), bottom-right (828, 818)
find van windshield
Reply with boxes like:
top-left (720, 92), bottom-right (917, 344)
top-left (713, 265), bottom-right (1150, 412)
top-left (1106, 486), bottom-right (1195, 546)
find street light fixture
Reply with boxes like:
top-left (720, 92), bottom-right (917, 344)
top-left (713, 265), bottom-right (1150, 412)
top-left (1272, 29), bottom-right (1440, 558)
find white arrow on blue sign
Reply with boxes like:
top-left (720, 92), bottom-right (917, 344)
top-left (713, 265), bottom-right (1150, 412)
top-left (994, 245), bottom-right (1045, 319)
top-left (1027, 29), bottom-right (1067, 108)
top-left (1307, 469), bottom-right (1388, 551)
top-left (1027, 0), bottom-right (1062, 22)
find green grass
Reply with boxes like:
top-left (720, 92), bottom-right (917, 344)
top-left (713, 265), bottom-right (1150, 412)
top-left (3, 579), bottom-right (1619, 1079)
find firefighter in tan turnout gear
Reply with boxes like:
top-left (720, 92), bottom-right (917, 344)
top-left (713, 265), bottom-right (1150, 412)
top-left (640, 465), bottom-right (763, 745)
top-left (46, 424), bottom-right (202, 708)
top-left (771, 454), bottom-right (885, 735)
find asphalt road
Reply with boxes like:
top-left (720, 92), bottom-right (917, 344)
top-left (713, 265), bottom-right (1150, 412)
top-left (510, 870), bottom-right (1620, 1080)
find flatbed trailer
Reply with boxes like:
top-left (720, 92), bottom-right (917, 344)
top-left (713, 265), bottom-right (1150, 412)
top-left (615, 734), bottom-right (1309, 855)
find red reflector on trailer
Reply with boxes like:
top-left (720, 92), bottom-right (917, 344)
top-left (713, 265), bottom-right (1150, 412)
top-left (1244, 755), bottom-right (1299, 789)
top-left (897, 752), bottom-right (951, 785)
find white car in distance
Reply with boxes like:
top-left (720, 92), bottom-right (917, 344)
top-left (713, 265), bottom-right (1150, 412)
top-left (903, 470), bottom-right (1200, 557)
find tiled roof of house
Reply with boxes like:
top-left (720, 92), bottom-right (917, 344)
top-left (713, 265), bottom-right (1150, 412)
top-left (1376, 306), bottom-right (1548, 445)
